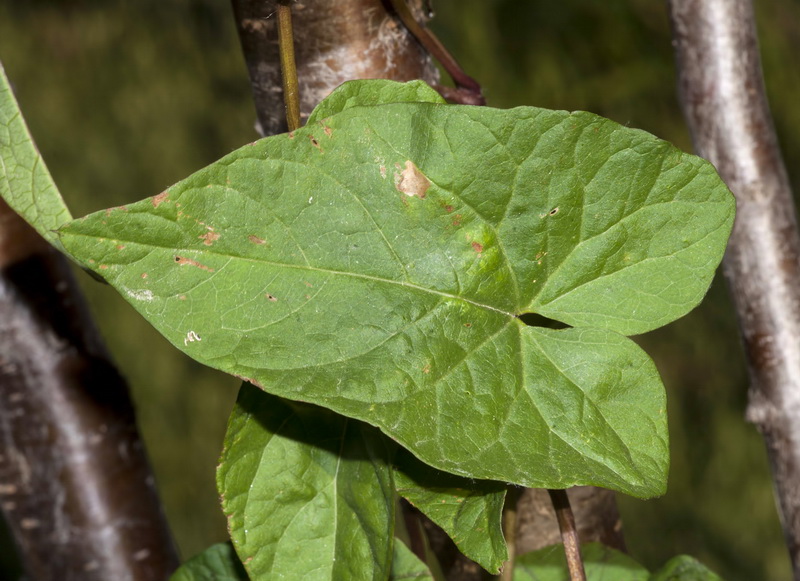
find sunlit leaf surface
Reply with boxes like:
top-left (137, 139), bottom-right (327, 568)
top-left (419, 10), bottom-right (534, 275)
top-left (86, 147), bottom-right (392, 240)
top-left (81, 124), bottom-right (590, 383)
top-left (60, 81), bottom-right (734, 497)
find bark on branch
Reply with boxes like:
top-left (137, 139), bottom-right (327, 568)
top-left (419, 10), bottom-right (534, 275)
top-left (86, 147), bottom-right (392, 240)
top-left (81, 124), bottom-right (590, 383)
top-left (0, 198), bottom-right (179, 580)
top-left (669, 1), bottom-right (800, 575)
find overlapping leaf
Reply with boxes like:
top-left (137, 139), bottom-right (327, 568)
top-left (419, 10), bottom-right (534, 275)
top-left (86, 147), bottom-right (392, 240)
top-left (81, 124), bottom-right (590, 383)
top-left (169, 543), bottom-right (249, 581)
top-left (0, 62), bottom-right (71, 249)
top-left (514, 543), bottom-right (723, 581)
top-left (58, 80), bottom-right (734, 496)
top-left (218, 384), bottom-right (394, 581)
top-left (394, 449), bottom-right (507, 573)
top-left (514, 543), bottom-right (648, 581)
top-left (390, 539), bottom-right (435, 581)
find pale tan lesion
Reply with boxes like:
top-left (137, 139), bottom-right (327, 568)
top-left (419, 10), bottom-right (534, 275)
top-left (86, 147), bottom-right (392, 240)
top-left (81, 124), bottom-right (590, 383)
top-left (394, 160), bottom-right (431, 198)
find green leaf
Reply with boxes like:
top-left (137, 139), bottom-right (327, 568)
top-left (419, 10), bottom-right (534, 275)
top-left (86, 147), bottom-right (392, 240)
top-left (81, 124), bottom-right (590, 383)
top-left (0, 61), bottom-right (71, 249)
top-left (59, 81), bottom-right (734, 496)
top-left (307, 79), bottom-right (445, 124)
top-left (394, 449), bottom-right (507, 573)
top-left (514, 543), bottom-right (649, 581)
top-left (169, 543), bottom-right (249, 581)
top-left (649, 555), bottom-right (722, 581)
top-left (390, 539), bottom-right (435, 581)
top-left (217, 383), bottom-right (395, 581)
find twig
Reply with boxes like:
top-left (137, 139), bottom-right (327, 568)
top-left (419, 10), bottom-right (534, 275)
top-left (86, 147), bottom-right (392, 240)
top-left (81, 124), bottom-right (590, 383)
top-left (386, 0), bottom-right (485, 105)
top-left (276, 0), bottom-right (301, 130)
top-left (549, 489), bottom-right (586, 581)
top-left (499, 487), bottom-right (520, 581)
top-left (669, 0), bottom-right (800, 575)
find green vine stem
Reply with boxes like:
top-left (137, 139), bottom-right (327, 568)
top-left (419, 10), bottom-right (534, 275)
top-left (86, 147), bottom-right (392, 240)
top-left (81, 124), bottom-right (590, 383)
top-left (549, 489), bottom-right (587, 581)
top-left (277, 0), bottom-right (301, 130)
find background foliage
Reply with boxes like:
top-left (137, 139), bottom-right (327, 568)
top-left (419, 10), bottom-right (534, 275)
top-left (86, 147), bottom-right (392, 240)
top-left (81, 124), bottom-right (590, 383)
top-left (1, 1), bottom-right (799, 579)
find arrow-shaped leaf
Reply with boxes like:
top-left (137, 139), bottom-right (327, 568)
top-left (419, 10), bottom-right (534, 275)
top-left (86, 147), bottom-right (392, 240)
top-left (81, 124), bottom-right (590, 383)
top-left (59, 81), bottom-right (734, 496)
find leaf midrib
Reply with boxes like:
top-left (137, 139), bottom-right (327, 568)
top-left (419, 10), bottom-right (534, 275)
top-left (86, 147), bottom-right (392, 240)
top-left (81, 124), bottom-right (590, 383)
top-left (61, 230), bottom-right (519, 318)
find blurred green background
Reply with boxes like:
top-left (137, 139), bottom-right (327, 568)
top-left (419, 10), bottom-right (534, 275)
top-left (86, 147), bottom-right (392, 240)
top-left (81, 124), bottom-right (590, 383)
top-left (1, 1), bottom-right (799, 579)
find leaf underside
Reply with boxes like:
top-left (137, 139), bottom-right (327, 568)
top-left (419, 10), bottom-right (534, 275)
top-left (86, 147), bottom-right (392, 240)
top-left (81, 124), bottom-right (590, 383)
top-left (59, 82), bottom-right (734, 497)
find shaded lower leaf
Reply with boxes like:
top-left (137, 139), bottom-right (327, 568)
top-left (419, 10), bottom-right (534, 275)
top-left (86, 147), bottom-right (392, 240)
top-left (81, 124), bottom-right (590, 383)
top-left (514, 542), bottom-right (648, 581)
top-left (649, 555), bottom-right (722, 581)
top-left (394, 448), bottom-right (507, 573)
top-left (307, 79), bottom-right (445, 124)
top-left (169, 543), bottom-right (249, 581)
top-left (391, 538), bottom-right (435, 581)
top-left (217, 384), bottom-right (395, 581)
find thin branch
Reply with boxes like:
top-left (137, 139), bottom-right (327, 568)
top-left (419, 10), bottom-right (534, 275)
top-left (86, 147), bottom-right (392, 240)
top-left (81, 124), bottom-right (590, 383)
top-left (0, 198), bottom-right (179, 580)
top-left (277, 1), bottom-right (301, 131)
top-left (669, 1), bottom-right (800, 576)
top-left (385, 0), bottom-right (485, 105)
top-left (499, 487), bottom-right (520, 581)
top-left (549, 489), bottom-right (586, 581)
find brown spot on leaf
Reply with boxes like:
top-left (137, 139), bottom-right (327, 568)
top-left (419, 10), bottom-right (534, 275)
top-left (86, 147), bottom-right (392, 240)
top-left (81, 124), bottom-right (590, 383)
top-left (549, 207), bottom-right (559, 216)
top-left (472, 241), bottom-right (484, 254)
top-left (394, 160), bottom-right (431, 199)
top-left (444, 205), bottom-right (454, 213)
top-left (248, 235), bottom-right (266, 245)
top-left (304, 281), bottom-right (313, 288)
top-left (152, 191), bottom-right (169, 208)
top-left (199, 230), bottom-right (220, 246)
top-left (464, 322), bottom-right (472, 328)
top-left (422, 364), bottom-right (431, 374)
top-left (116, 244), bottom-right (126, 250)
top-left (174, 256), bottom-right (214, 272)
top-left (309, 135), bottom-right (321, 150)
top-left (266, 293), bottom-right (278, 302)
top-left (452, 214), bottom-right (462, 227)
top-left (99, 264), bottom-right (109, 270)
top-left (141, 273), bottom-right (148, 279)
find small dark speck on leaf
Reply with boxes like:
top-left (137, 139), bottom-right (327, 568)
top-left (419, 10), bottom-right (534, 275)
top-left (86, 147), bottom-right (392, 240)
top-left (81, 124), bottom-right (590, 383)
top-left (266, 294), bottom-right (278, 302)
top-left (464, 322), bottom-right (472, 328)
top-left (549, 207), bottom-right (559, 216)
